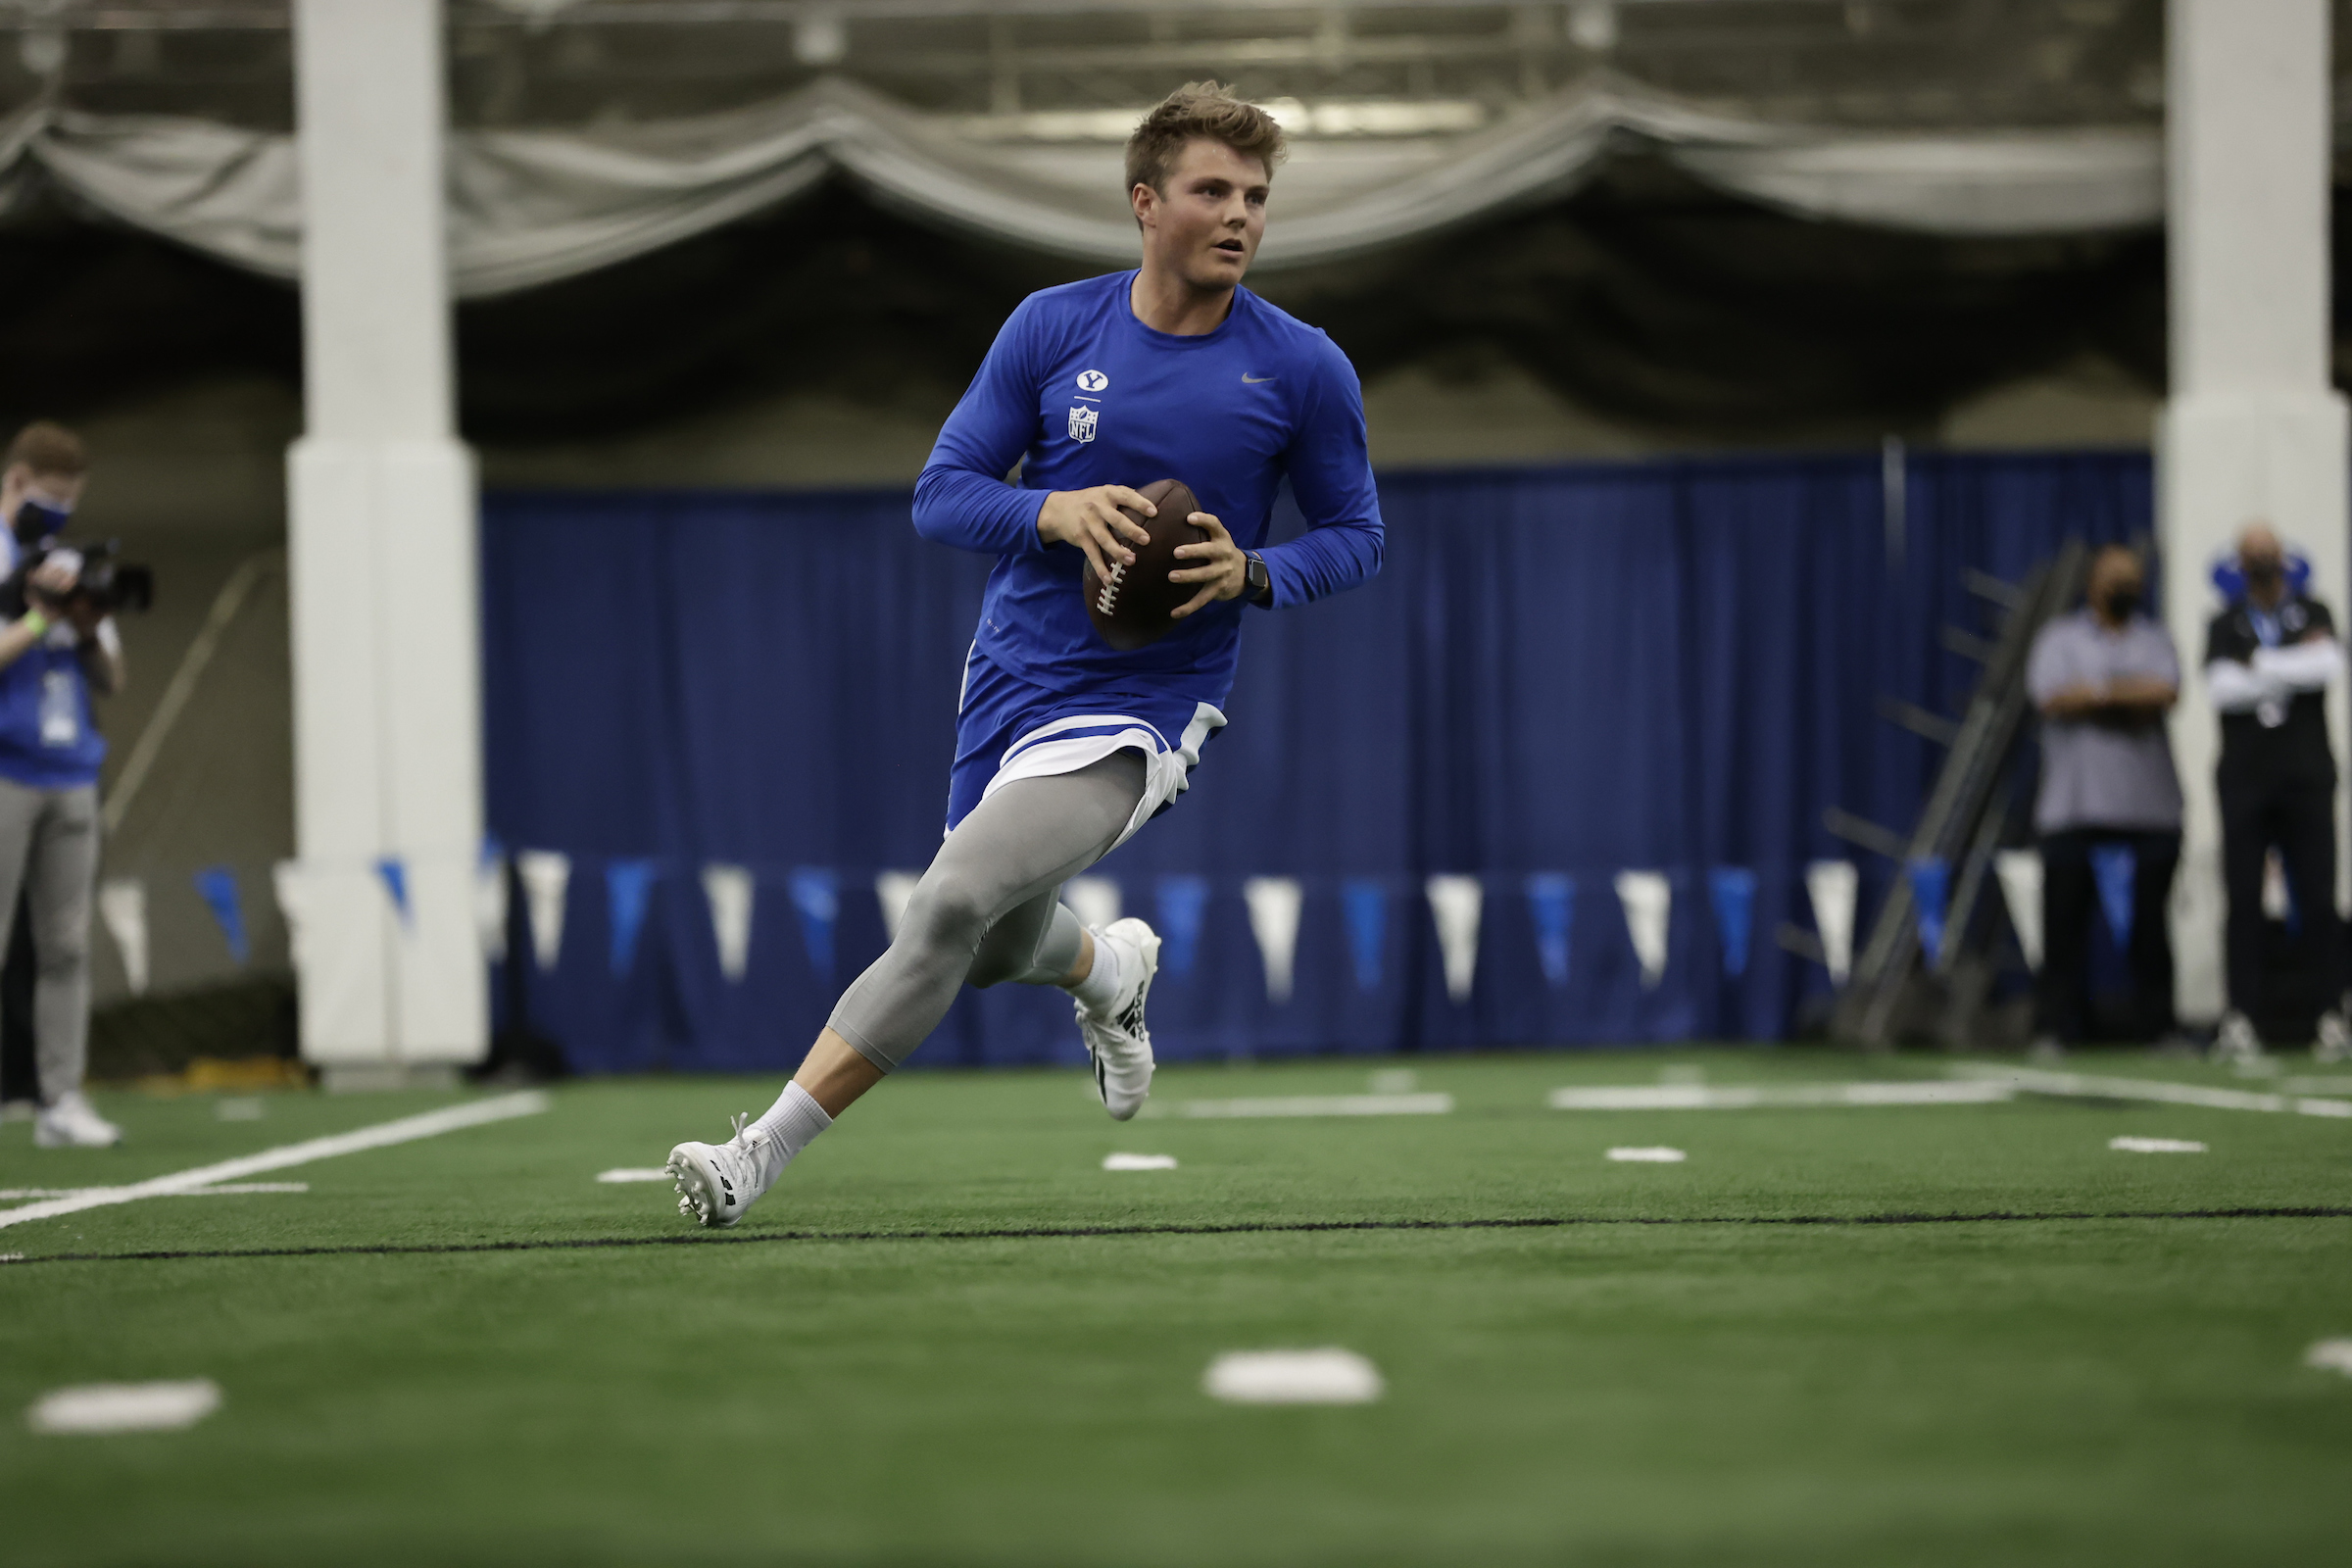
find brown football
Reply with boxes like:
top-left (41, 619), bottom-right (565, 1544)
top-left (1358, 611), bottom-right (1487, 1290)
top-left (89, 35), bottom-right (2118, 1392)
top-left (1080, 478), bottom-right (1208, 652)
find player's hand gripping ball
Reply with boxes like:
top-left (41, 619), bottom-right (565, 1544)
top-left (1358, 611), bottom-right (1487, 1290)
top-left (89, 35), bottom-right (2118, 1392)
top-left (1081, 477), bottom-right (1208, 651)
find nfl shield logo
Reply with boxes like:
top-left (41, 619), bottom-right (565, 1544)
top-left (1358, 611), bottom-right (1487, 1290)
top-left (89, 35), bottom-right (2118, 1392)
top-left (1067, 405), bottom-right (1099, 443)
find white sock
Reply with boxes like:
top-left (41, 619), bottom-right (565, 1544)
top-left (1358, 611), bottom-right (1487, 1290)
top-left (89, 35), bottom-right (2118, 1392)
top-left (748, 1081), bottom-right (833, 1161)
top-left (1067, 928), bottom-right (1123, 1012)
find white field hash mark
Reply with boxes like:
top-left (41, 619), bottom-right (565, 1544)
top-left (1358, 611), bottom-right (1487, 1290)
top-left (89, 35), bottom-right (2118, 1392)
top-left (1550, 1082), bottom-right (2012, 1110)
top-left (0, 1091), bottom-right (550, 1231)
top-left (595, 1168), bottom-right (674, 1184)
top-left (2109, 1137), bottom-right (2207, 1154)
top-left (1204, 1349), bottom-right (1384, 1405)
top-left (28, 1380), bottom-right (220, 1435)
top-left (1163, 1093), bottom-right (1453, 1119)
top-left (1607, 1147), bottom-right (1688, 1162)
top-left (2306, 1340), bottom-right (2352, 1376)
top-left (1102, 1152), bottom-right (1178, 1171)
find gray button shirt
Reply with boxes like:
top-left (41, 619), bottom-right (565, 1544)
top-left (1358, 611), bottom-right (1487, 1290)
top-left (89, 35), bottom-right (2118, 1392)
top-left (2025, 610), bottom-right (2183, 833)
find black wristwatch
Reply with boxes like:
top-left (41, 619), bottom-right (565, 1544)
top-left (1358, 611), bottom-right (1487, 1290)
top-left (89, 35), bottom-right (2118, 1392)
top-left (1245, 552), bottom-right (1273, 609)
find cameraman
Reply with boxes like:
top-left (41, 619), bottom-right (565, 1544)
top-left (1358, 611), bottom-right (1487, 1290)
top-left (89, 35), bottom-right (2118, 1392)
top-left (0, 421), bottom-right (123, 1148)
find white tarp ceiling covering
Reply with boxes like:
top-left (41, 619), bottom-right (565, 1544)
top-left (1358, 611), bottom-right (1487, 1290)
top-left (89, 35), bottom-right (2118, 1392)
top-left (0, 74), bottom-right (2160, 300)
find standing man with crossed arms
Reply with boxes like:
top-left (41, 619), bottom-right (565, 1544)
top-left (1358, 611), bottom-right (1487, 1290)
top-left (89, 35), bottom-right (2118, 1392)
top-left (2025, 544), bottom-right (2184, 1054)
top-left (2205, 523), bottom-right (2349, 1063)
top-left (664, 83), bottom-right (1385, 1226)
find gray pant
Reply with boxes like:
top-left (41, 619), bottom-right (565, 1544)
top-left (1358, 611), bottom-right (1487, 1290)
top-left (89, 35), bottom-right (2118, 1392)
top-left (0, 779), bottom-right (98, 1103)
top-left (829, 751), bottom-right (1146, 1072)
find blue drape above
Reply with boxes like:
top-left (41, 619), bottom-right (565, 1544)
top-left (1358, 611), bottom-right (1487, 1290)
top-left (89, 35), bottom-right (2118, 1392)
top-left (482, 448), bottom-right (2150, 1072)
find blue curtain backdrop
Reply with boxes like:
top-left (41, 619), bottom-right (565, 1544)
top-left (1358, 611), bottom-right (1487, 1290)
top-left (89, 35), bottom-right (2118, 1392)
top-left (482, 448), bottom-right (2150, 1073)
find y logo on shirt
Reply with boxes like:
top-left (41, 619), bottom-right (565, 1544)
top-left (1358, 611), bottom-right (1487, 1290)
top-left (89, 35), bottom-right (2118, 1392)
top-left (1070, 368), bottom-right (1106, 441)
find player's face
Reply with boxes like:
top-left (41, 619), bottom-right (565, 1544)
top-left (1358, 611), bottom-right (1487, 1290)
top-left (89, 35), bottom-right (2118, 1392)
top-left (1136, 138), bottom-right (1269, 292)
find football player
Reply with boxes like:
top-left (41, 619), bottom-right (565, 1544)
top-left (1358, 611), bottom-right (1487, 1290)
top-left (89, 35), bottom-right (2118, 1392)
top-left (668, 82), bottom-right (1384, 1226)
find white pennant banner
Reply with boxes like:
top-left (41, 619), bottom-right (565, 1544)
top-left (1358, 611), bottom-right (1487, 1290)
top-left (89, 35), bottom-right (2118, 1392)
top-left (1615, 870), bottom-right (1672, 991)
top-left (270, 859), bottom-right (309, 970)
top-left (1806, 859), bottom-right (1859, 984)
top-left (1425, 874), bottom-right (1484, 1004)
top-left (702, 862), bottom-right (755, 982)
top-left (1064, 874), bottom-right (1121, 933)
top-left (516, 851), bottom-right (571, 973)
top-left (1992, 849), bottom-right (2043, 971)
top-left (97, 876), bottom-right (150, 996)
top-left (875, 870), bottom-right (921, 943)
top-left (474, 854), bottom-right (510, 963)
top-left (182, 848), bottom-right (1927, 1003)
top-left (1243, 876), bottom-right (1302, 1004)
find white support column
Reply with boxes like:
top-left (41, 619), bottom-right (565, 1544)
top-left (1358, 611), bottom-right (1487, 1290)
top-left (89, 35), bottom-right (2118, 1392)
top-left (2160, 0), bottom-right (2346, 1025)
top-left (288, 0), bottom-right (486, 1078)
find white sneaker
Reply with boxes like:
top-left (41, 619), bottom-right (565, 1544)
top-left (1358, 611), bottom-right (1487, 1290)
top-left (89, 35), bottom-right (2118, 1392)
top-left (666, 1113), bottom-right (787, 1229)
top-left (2210, 1011), bottom-right (2265, 1067)
top-left (2316, 1010), bottom-right (2351, 1065)
top-left (34, 1091), bottom-right (122, 1149)
top-left (1076, 917), bottom-right (1158, 1121)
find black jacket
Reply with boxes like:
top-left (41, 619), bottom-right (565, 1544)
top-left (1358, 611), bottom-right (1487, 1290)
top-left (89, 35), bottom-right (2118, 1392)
top-left (2204, 593), bottom-right (2336, 787)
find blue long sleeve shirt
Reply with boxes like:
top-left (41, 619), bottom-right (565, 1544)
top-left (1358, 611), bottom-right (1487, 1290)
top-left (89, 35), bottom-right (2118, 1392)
top-left (914, 271), bottom-right (1384, 710)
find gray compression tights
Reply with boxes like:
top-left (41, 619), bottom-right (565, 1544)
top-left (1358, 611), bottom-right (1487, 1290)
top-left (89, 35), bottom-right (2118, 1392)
top-left (828, 750), bottom-right (1147, 1072)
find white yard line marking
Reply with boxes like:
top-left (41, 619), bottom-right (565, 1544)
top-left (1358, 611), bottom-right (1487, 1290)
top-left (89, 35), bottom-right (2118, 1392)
top-left (1606, 1146), bottom-right (1688, 1162)
top-left (1203, 1349), bottom-right (1383, 1405)
top-left (2109, 1137), bottom-right (2207, 1154)
top-left (1102, 1152), bottom-right (1178, 1170)
top-left (2307, 1339), bottom-right (2352, 1376)
top-left (1952, 1065), bottom-right (2352, 1118)
top-left (27, 1380), bottom-right (221, 1435)
top-left (0, 1183), bottom-right (307, 1200)
top-left (594, 1168), bottom-right (673, 1184)
top-left (1168, 1093), bottom-right (1454, 1119)
top-left (2280, 1075), bottom-right (2352, 1095)
top-left (0, 1091), bottom-right (549, 1232)
top-left (1549, 1082), bottom-right (2014, 1110)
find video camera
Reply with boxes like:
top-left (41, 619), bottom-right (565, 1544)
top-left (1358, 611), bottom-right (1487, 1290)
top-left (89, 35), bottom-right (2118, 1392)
top-left (42, 541), bottom-right (154, 616)
top-left (4, 501), bottom-right (152, 619)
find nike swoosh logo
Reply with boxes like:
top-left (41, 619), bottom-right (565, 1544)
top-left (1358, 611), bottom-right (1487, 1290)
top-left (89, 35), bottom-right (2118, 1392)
top-left (1242, 373), bottom-right (1276, 383)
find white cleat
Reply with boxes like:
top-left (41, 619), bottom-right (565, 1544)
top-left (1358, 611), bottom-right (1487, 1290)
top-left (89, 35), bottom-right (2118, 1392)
top-left (2210, 1010), bottom-right (2265, 1068)
top-left (2317, 1010), bottom-right (2350, 1065)
top-left (34, 1091), bottom-right (122, 1149)
top-left (666, 1113), bottom-right (786, 1229)
top-left (1077, 917), bottom-right (1159, 1121)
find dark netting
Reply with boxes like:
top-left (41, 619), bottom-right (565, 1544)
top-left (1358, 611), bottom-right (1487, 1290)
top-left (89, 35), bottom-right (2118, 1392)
top-left (83, 977), bottom-right (299, 1083)
top-left (0, 161), bottom-right (2323, 450)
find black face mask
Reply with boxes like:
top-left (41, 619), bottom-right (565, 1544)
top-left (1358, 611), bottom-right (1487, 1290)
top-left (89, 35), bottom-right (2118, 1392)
top-left (2100, 587), bottom-right (2140, 619)
top-left (11, 498), bottom-right (70, 547)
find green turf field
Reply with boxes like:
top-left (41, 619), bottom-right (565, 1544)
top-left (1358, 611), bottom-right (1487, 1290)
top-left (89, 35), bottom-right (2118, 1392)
top-left (3, 1049), bottom-right (2349, 1566)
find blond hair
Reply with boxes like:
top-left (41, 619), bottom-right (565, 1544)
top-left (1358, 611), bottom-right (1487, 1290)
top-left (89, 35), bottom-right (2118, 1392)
top-left (1124, 81), bottom-right (1286, 201)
